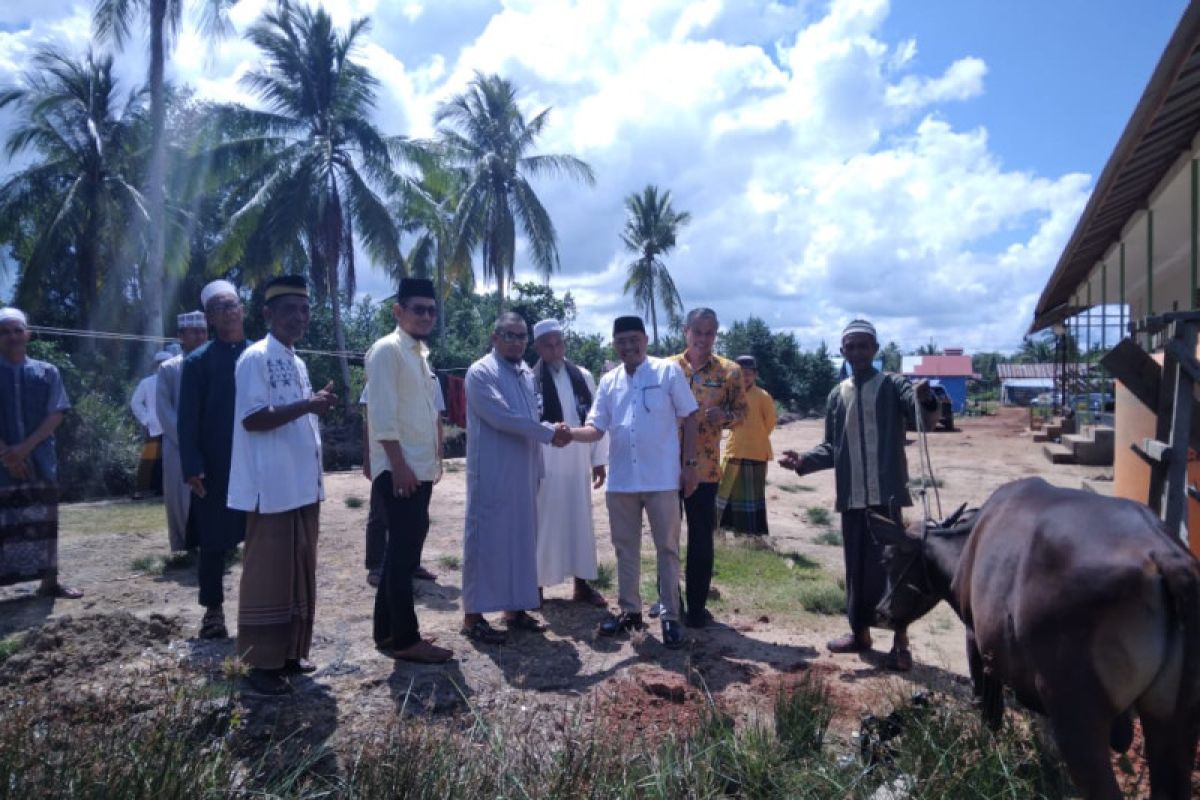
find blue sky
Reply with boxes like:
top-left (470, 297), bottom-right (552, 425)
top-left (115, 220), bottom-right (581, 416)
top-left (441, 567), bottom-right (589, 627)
top-left (0, 0), bottom-right (1192, 353)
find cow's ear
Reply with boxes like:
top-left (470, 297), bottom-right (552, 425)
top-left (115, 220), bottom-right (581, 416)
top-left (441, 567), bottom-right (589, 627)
top-left (868, 513), bottom-right (911, 545)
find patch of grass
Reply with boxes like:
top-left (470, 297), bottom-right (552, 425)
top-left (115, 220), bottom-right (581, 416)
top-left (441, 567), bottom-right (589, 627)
top-left (594, 562), bottom-right (614, 590)
top-left (908, 475), bottom-right (945, 488)
top-left (130, 555), bottom-right (166, 576)
top-left (775, 670), bottom-right (834, 758)
top-left (813, 528), bottom-right (843, 547)
top-left (61, 499), bottom-right (165, 536)
top-left (0, 635), bottom-right (22, 665)
top-left (805, 506), bottom-right (832, 526)
top-left (777, 483), bottom-right (815, 493)
top-left (437, 553), bottom-right (461, 571)
top-left (797, 581), bottom-right (846, 616)
top-left (344, 495), bottom-right (365, 509)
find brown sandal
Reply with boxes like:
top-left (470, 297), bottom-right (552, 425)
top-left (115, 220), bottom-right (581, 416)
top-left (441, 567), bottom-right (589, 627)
top-left (461, 619), bottom-right (507, 644)
top-left (572, 585), bottom-right (608, 607)
top-left (386, 639), bottom-right (453, 664)
top-left (504, 611), bottom-right (546, 632)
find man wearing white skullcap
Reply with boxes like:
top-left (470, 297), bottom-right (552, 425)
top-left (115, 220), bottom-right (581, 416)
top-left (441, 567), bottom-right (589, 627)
top-left (779, 318), bottom-right (938, 672)
top-left (530, 318), bottom-right (609, 608)
top-left (130, 351), bottom-right (173, 498)
top-left (0, 307), bottom-right (81, 598)
top-left (177, 280), bottom-right (249, 640)
top-left (156, 311), bottom-right (209, 552)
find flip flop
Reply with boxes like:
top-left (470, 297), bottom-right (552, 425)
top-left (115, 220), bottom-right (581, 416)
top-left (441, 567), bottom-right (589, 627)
top-left (461, 619), bottom-right (507, 644)
top-left (36, 583), bottom-right (83, 599)
top-left (413, 565), bottom-right (437, 581)
top-left (885, 648), bottom-right (914, 672)
top-left (504, 612), bottom-right (547, 632)
top-left (573, 586), bottom-right (608, 607)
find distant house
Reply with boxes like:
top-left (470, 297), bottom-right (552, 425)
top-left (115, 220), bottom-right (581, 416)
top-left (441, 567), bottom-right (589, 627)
top-left (901, 349), bottom-right (974, 412)
top-left (996, 363), bottom-right (1056, 406)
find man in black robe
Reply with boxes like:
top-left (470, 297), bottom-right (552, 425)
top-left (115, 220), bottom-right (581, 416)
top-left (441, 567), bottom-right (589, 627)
top-left (177, 280), bottom-right (250, 639)
top-left (780, 319), bottom-right (936, 671)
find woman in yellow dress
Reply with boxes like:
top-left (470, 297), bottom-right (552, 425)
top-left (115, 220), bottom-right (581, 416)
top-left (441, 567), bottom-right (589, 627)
top-left (715, 355), bottom-right (776, 535)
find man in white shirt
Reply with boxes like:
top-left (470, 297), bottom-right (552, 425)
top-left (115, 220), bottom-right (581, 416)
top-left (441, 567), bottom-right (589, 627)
top-left (156, 311), bottom-right (208, 553)
top-left (228, 275), bottom-right (336, 695)
top-left (531, 318), bottom-right (608, 606)
top-left (130, 350), bottom-right (172, 497)
top-left (365, 277), bottom-right (452, 664)
top-left (566, 315), bottom-right (700, 650)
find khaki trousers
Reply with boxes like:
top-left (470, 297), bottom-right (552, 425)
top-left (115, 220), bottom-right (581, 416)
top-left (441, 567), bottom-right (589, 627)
top-left (605, 490), bottom-right (681, 621)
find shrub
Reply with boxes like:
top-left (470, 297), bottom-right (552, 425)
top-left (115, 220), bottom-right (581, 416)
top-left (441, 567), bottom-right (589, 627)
top-left (799, 581), bottom-right (846, 615)
top-left (57, 394), bottom-right (140, 500)
top-left (805, 506), bottom-right (832, 526)
top-left (775, 671), bottom-right (834, 758)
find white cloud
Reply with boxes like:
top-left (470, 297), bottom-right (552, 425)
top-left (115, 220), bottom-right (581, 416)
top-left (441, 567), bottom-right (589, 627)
top-left (0, 0), bottom-right (1093, 353)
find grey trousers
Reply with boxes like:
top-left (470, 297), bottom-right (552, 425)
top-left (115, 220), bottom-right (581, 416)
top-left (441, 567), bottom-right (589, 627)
top-left (606, 490), bottom-right (682, 621)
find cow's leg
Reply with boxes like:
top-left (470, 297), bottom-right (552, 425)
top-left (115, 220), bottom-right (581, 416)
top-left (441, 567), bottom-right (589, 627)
top-left (1140, 712), bottom-right (1198, 799)
top-left (1042, 681), bottom-right (1123, 800)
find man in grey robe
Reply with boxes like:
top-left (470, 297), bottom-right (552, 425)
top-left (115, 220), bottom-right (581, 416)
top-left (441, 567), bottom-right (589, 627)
top-left (156, 311), bottom-right (208, 553)
top-left (461, 312), bottom-right (570, 644)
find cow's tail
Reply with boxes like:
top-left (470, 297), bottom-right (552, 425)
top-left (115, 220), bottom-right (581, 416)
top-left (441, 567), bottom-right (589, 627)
top-left (1152, 547), bottom-right (1200, 727)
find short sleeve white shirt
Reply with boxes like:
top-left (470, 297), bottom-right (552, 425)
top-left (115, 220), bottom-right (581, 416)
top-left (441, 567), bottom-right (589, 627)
top-left (586, 356), bottom-right (698, 493)
top-left (227, 333), bottom-right (324, 513)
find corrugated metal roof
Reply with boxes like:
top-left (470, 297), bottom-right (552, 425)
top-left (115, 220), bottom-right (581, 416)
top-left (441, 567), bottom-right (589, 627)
top-left (995, 363), bottom-right (1094, 379)
top-left (1030, 3), bottom-right (1200, 332)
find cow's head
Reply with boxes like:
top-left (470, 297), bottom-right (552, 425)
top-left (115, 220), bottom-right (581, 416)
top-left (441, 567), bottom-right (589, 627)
top-left (870, 514), bottom-right (942, 629)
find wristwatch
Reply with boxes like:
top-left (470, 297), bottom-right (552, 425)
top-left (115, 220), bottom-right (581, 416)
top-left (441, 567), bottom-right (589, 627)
top-left (684, 458), bottom-right (699, 467)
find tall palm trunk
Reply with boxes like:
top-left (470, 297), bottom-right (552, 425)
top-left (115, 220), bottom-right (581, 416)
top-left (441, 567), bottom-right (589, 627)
top-left (649, 292), bottom-right (659, 351)
top-left (328, 285), bottom-right (352, 409)
top-left (142, 0), bottom-right (168, 364)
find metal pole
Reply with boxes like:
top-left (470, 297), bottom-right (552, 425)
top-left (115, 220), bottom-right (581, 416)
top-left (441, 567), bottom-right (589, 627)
top-left (1192, 158), bottom-right (1198, 308)
top-left (1120, 241), bottom-right (1127, 338)
top-left (1148, 208), bottom-right (1155, 350)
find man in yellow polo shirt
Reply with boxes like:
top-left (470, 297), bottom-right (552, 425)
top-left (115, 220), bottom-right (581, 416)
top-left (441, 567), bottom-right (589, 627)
top-left (671, 308), bottom-right (747, 628)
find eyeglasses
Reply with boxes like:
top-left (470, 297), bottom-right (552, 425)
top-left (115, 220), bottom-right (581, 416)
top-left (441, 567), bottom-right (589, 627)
top-left (405, 303), bottom-right (438, 318)
top-left (498, 331), bottom-right (528, 343)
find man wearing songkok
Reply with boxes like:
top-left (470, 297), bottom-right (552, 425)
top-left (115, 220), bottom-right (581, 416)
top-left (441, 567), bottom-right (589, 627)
top-left (0, 308), bottom-right (80, 599)
top-left (156, 311), bottom-right (208, 553)
top-left (228, 275), bottom-right (335, 694)
top-left (566, 316), bottom-right (700, 650)
top-left (779, 319), bottom-right (937, 672)
top-left (460, 312), bottom-right (570, 645)
top-left (178, 279), bottom-right (249, 640)
top-left (670, 308), bottom-right (746, 628)
top-left (531, 318), bottom-right (609, 606)
top-left (715, 355), bottom-right (776, 536)
top-left (365, 277), bottom-right (452, 664)
top-left (130, 350), bottom-right (173, 497)
top-left (360, 375), bottom-right (444, 588)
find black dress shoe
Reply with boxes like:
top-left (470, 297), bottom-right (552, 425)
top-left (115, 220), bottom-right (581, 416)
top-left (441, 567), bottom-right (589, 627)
top-left (648, 601), bottom-right (665, 619)
top-left (684, 609), bottom-right (714, 629)
top-left (597, 612), bottom-right (645, 636)
top-left (283, 658), bottom-right (317, 675)
top-left (661, 620), bottom-right (684, 649)
top-left (244, 668), bottom-right (292, 696)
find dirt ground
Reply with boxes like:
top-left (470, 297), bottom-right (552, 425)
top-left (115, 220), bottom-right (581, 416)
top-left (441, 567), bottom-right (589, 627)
top-left (0, 407), bottom-right (1114, 751)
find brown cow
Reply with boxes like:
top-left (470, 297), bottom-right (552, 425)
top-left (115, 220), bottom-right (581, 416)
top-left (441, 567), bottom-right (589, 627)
top-left (871, 477), bottom-right (1200, 799)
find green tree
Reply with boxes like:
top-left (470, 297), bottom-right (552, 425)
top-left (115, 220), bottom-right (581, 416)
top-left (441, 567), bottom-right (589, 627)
top-left (914, 339), bottom-right (941, 356)
top-left (214, 2), bottom-right (403, 400)
top-left (0, 49), bottom-right (147, 335)
top-left (92, 0), bottom-right (237, 358)
top-left (435, 72), bottom-right (594, 309)
top-left (620, 184), bottom-right (690, 349)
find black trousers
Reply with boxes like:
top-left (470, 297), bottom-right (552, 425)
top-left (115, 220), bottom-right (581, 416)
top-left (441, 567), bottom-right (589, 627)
top-left (841, 506), bottom-right (899, 635)
top-left (681, 482), bottom-right (719, 618)
top-left (372, 474), bottom-right (433, 650)
top-left (364, 475), bottom-right (388, 572)
top-left (198, 547), bottom-right (229, 608)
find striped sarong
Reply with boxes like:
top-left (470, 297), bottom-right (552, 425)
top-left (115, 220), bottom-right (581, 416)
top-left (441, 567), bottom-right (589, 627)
top-left (237, 503), bottom-right (319, 670)
top-left (135, 436), bottom-right (162, 494)
top-left (0, 482), bottom-right (58, 586)
top-left (715, 458), bottom-right (769, 535)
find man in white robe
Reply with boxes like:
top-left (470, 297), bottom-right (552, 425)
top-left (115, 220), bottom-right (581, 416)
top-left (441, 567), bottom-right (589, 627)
top-left (461, 312), bottom-right (571, 644)
top-left (531, 319), bottom-right (608, 606)
top-left (156, 311), bottom-right (208, 552)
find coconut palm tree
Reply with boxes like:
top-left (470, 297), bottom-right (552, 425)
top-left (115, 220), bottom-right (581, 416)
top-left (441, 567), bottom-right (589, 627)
top-left (621, 184), bottom-right (690, 349)
top-left (212, 1), bottom-right (402, 398)
top-left (435, 72), bottom-right (594, 309)
top-left (92, 0), bottom-right (238, 353)
top-left (0, 48), bottom-right (147, 333)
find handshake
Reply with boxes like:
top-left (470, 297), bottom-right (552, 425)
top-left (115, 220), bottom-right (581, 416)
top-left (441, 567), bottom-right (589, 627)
top-left (551, 422), bottom-right (574, 447)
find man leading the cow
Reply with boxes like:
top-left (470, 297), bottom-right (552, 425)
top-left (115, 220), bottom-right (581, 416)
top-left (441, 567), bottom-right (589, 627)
top-left (779, 319), bottom-right (937, 671)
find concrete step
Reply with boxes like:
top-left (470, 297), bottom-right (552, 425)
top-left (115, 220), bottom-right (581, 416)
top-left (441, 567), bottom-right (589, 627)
top-left (1030, 431), bottom-right (1052, 443)
top-left (1043, 443), bottom-right (1077, 464)
top-left (1062, 429), bottom-right (1115, 466)
top-left (1081, 478), bottom-right (1115, 497)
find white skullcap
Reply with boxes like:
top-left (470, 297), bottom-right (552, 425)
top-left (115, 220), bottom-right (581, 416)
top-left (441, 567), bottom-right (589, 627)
top-left (200, 279), bottom-right (238, 308)
top-left (533, 318), bottom-right (563, 340)
top-left (0, 308), bottom-right (27, 327)
top-left (176, 310), bottom-right (207, 329)
top-left (153, 350), bottom-right (173, 363)
top-left (841, 319), bottom-right (877, 341)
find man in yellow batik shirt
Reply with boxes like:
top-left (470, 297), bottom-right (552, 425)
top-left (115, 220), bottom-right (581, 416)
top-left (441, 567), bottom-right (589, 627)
top-left (670, 308), bottom-right (747, 628)
top-left (715, 355), bottom-right (776, 536)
